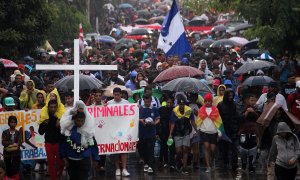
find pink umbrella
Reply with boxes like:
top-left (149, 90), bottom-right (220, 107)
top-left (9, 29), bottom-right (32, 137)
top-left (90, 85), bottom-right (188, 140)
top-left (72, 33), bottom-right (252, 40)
top-left (0, 58), bottom-right (18, 68)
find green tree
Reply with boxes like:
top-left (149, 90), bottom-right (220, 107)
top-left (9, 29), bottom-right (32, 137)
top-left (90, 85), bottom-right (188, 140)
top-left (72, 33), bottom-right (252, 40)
top-left (47, 1), bottom-right (92, 49)
top-left (0, 0), bottom-right (57, 59)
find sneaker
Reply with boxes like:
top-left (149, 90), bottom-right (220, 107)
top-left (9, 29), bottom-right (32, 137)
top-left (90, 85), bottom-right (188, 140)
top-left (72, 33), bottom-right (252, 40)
top-left (147, 167), bottom-right (154, 174)
top-left (122, 169), bottom-right (130, 177)
top-left (144, 164), bottom-right (149, 172)
top-left (163, 164), bottom-right (168, 168)
top-left (205, 167), bottom-right (211, 173)
top-left (182, 168), bottom-right (189, 175)
top-left (248, 166), bottom-right (255, 173)
top-left (115, 169), bottom-right (121, 176)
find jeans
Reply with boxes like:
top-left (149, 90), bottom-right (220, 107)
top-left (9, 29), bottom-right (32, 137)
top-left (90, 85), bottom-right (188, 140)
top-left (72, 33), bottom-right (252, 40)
top-left (45, 143), bottom-right (64, 180)
top-left (240, 146), bottom-right (257, 169)
top-left (140, 137), bottom-right (156, 168)
top-left (220, 137), bottom-right (238, 166)
top-left (67, 158), bottom-right (91, 180)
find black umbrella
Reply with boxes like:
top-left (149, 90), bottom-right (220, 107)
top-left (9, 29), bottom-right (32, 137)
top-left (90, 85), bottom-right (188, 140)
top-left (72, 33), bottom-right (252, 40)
top-left (188, 17), bottom-right (206, 26)
top-left (55, 75), bottom-right (104, 90)
top-left (242, 76), bottom-right (275, 87)
top-left (227, 23), bottom-right (253, 33)
top-left (162, 77), bottom-right (214, 93)
top-left (149, 16), bottom-right (165, 24)
top-left (243, 49), bottom-right (269, 59)
top-left (115, 43), bottom-right (129, 51)
top-left (135, 18), bottom-right (149, 25)
top-left (194, 39), bottom-right (215, 48)
top-left (210, 39), bottom-right (238, 48)
top-left (129, 28), bottom-right (152, 36)
top-left (117, 38), bottom-right (138, 45)
top-left (240, 39), bottom-right (259, 53)
top-left (235, 60), bottom-right (276, 75)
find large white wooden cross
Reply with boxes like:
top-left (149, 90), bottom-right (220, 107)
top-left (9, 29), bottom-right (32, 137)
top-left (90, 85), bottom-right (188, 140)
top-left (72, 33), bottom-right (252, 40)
top-left (36, 39), bottom-right (117, 101)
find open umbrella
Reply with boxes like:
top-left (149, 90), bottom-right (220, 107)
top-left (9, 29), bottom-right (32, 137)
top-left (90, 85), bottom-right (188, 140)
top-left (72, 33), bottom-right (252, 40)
top-left (117, 38), bottom-right (137, 44)
top-left (115, 43), bottom-right (129, 51)
top-left (153, 66), bottom-right (204, 83)
top-left (259, 53), bottom-right (274, 60)
top-left (242, 76), bottom-right (275, 87)
top-left (243, 49), bottom-right (269, 59)
top-left (212, 24), bottom-right (227, 32)
top-left (148, 16), bottom-right (165, 24)
top-left (240, 38), bottom-right (259, 53)
top-left (229, 37), bottom-right (249, 45)
top-left (129, 28), bottom-right (152, 36)
top-left (194, 39), bottom-right (215, 48)
top-left (119, 3), bottom-right (133, 9)
top-left (188, 16), bottom-right (206, 26)
top-left (102, 84), bottom-right (132, 97)
top-left (234, 60), bottom-right (276, 75)
top-left (0, 58), bottom-right (18, 68)
top-left (134, 18), bottom-right (149, 25)
top-left (227, 23), bottom-right (253, 33)
top-left (55, 75), bottom-right (104, 90)
top-left (210, 39), bottom-right (238, 48)
top-left (98, 35), bottom-right (116, 43)
top-left (162, 77), bottom-right (214, 94)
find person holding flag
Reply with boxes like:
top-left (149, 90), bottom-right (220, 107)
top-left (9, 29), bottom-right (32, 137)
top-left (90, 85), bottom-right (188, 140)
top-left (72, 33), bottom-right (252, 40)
top-left (157, 0), bottom-right (192, 60)
top-left (196, 93), bottom-right (231, 173)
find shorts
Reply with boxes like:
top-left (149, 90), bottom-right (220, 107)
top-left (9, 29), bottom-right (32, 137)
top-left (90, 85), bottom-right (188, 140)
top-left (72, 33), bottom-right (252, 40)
top-left (200, 131), bottom-right (218, 144)
top-left (174, 135), bottom-right (190, 148)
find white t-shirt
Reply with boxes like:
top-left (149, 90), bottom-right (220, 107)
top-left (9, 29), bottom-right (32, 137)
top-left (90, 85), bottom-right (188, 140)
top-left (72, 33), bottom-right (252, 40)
top-left (256, 93), bottom-right (288, 111)
top-left (107, 98), bottom-right (128, 105)
top-left (199, 107), bottom-right (218, 134)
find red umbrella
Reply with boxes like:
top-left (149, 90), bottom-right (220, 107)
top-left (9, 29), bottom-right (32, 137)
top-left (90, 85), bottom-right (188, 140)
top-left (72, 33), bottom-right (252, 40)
top-left (0, 58), bottom-right (18, 68)
top-left (153, 66), bottom-right (204, 83)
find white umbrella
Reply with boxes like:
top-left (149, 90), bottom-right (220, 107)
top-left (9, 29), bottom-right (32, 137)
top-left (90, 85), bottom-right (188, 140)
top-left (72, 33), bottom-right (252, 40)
top-left (229, 37), bottom-right (249, 45)
top-left (260, 53), bottom-right (274, 60)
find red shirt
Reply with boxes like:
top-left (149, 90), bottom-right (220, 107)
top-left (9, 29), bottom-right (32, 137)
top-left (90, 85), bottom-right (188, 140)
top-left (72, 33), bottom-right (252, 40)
top-left (287, 91), bottom-right (300, 120)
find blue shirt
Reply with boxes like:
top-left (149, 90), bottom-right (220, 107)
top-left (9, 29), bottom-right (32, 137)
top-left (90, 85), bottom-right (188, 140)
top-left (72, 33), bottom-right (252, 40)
top-left (139, 106), bottom-right (160, 139)
top-left (60, 126), bottom-right (99, 160)
top-left (278, 60), bottom-right (294, 83)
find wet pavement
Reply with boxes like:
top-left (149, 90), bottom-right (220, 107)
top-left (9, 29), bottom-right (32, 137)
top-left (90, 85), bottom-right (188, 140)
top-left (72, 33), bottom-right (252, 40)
top-left (27, 155), bottom-right (270, 180)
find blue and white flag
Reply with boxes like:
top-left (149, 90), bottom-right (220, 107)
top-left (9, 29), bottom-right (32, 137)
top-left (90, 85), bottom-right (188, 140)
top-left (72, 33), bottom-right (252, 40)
top-left (157, 0), bottom-right (192, 59)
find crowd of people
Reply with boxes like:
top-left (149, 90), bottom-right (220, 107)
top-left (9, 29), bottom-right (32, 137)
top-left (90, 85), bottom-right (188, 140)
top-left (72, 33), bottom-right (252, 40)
top-left (0, 0), bottom-right (300, 180)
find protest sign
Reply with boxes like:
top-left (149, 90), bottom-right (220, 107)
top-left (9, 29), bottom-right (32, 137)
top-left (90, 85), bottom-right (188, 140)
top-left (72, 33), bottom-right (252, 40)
top-left (88, 104), bottom-right (139, 155)
top-left (0, 110), bottom-right (46, 160)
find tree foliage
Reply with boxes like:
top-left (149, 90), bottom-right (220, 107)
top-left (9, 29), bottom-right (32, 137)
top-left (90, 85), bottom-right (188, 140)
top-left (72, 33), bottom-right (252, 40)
top-left (0, 0), bottom-right (57, 59)
top-left (47, 1), bottom-right (92, 49)
top-left (187, 0), bottom-right (300, 55)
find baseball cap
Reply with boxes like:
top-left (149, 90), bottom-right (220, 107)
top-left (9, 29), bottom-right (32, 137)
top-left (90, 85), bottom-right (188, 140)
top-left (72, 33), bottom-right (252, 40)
top-left (18, 64), bottom-right (25, 71)
top-left (4, 97), bottom-right (15, 107)
top-left (296, 80), bottom-right (300, 88)
top-left (139, 80), bottom-right (148, 88)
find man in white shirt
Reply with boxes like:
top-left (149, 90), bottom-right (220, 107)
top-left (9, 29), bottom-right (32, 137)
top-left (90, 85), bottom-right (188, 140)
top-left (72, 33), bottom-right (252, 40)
top-left (256, 81), bottom-right (288, 111)
top-left (107, 88), bottom-right (130, 177)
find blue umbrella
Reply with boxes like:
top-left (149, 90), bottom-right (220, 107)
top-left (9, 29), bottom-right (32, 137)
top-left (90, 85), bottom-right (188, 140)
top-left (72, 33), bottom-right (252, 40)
top-left (98, 35), bottom-right (116, 44)
top-left (119, 3), bottom-right (133, 9)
